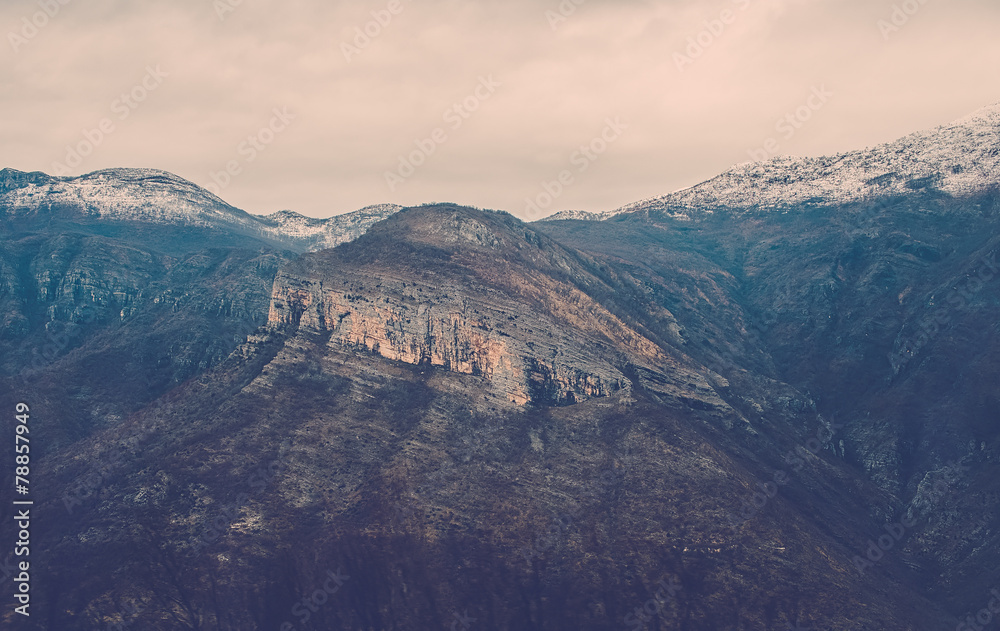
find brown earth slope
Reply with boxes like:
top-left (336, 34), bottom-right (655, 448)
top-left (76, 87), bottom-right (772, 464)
top-left (5, 204), bottom-right (959, 630)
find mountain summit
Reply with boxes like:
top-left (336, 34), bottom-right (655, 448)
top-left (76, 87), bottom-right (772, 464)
top-left (0, 167), bottom-right (401, 252)
top-left (614, 102), bottom-right (1000, 218)
top-left (269, 204), bottom-right (721, 407)
top-left (3, 103), bottom-right (1000, 630)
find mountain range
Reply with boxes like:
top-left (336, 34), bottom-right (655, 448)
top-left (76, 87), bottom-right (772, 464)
top-left (1, 104), bottom-right (999, 630)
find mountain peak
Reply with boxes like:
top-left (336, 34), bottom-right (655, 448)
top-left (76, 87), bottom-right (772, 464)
top-left (74, 167), bottom-right (188, 181)
top-left (616, 102), bottom-right (1000, 218)
top-left (363, 204), bottom-right (521, 252)
top-left (0, 167), bottom-right (404, 253)
top-left (0, 166), bottom-right (245, 227)
top-left (536, 209), bottom-right (608, 222)
top-left (0, 168), bottom-right (57, 190)
top-left (270, 203), bottom-right (706, 408)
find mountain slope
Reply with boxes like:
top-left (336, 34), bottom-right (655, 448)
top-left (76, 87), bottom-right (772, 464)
top-left (15, 205), bottom-right (953, 630)
top-left (3, 104), bottom-right (1000, 630)
top-left (534, 105), bottom-right (1000, 626)
top-left (0, 167), bottom-right (401, 252)
top-left (0, 168), bottom-right (403, 446)
top-left (611, 103), bottom-right (1000, 218)
top-left (269, 204), bottom-right (726, 408)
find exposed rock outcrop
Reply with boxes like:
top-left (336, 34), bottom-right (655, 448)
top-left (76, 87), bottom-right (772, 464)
top-left (269, 272), bottom-right (627, 405)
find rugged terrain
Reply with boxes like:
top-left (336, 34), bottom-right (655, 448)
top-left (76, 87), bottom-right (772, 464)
top-left (0, 167), bottom-right (401, 253)
top-left (1, 105), bottom-right (999, 630)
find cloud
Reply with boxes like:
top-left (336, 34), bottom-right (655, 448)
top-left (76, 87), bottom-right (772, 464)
top-left (1, 0), bottom-right (999, 218)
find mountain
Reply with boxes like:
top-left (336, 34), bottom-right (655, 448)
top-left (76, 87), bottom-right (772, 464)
top-left (0, 167), bottom-right (401, 252)
top-left (605, 102), bottom-right (1000, 219)
top-left (6, 204), bottom-right (942, 630)
top-left (0, 168), bottom-right (399, 455)
top-left (2, 104), bottom-right (1000, 630)
top-left (538, 209), bottom-right (610, 222)
top-left (260, 204), bottom-right (404, 251)
top-left (535, 103), bottom-right (1000, 627)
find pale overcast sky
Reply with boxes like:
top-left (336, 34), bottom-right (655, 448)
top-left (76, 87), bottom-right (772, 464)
top-left (2, 0), bottom-right (999, 219)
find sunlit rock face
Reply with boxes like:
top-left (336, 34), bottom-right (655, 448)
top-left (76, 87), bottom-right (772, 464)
top-left (267, 205), bottom-right (719, 407)
top-left (4, 104), bottom-right (1000, 629)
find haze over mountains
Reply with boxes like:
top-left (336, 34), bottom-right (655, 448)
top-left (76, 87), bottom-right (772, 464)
top-left (1, 104), bottom-right (999, 630)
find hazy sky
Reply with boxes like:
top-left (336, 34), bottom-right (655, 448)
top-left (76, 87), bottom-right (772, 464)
top-left (2, 0), bottom-right (999, 220)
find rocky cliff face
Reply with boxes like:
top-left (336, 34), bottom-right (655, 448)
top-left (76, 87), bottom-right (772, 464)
top-left (539, 184), bottom-right (1000, 626)
top-left (13, 204), bottom-right (945, 631)
top-left (0, 224), bottom-right (288, 457)
top-left (266, 205), bottom-right (725, 409)
top-left (5, 105), bottom-right (1000, 630)
top-left (0, 167), bottom-right (400, 453)
top-left (269, 273), bottom-right (623, 405)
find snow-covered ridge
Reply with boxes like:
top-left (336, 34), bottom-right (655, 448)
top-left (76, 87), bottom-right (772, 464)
top-left (535, 209), bottom-right (610, 222)
top-left (0, 167), bottom-right (402, 251)
top-left (614, 102), bottom-right (1000, 217)
top-left (258, 204), bottom-right (403, 250)
top-left (0, 167), bottom-right (238, 226)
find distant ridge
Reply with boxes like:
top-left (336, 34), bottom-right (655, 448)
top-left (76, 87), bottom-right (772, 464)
top-left (613, 102), bottom-right (1000, 218)
top-left (0, 167), bottom-right (402, 252)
